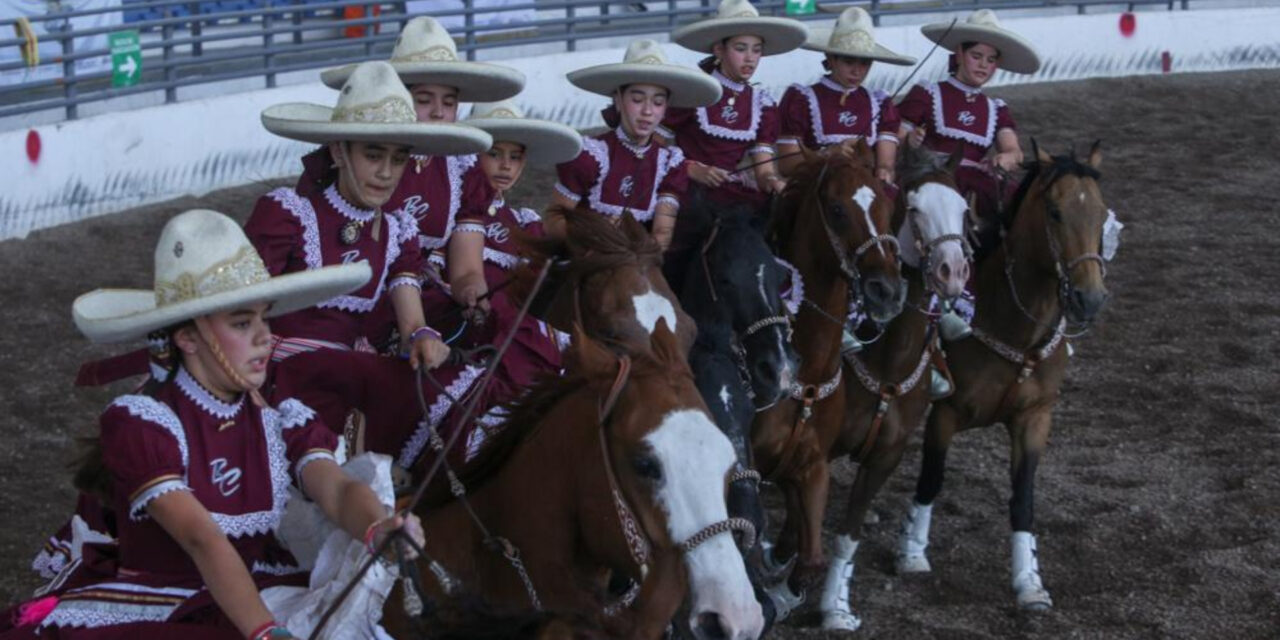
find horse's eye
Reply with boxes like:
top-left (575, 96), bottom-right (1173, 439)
top-left (632, 454), bottom-right (663, 482)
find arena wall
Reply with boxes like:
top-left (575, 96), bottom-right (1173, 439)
top-left (3, 6), bottom-right (1278, 240)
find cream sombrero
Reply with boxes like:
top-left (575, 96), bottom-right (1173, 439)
top-left (321, 16), bottom-right (524, 101)
top-left (567, 39), bottom-right (722, 109)
top-left (464, 100), bottom-right (583, 165)
top-left (803, 8), bottom-right (915, 66)
top-left (73, 210), bottom-right (372, 343)
top-left (263, 61), bottom-right (492, 156)
top-left (671, 0), bottom-right (809, 56)
top-left (921, 9), bottom-right (1041, 74)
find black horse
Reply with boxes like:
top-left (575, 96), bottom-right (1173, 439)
top-left (665, 192), bottom-right (800, 630)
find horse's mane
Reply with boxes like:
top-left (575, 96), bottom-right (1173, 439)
top-left (664, 189), bottom-right (760, 300)
top-left (1006, 149), bottom-right (1103, 227)
top-left (438, 336), bottom-right (692, 504)
top-left (898, 144), bottom-right (954, 188)
top-left (522, 204), bottom-right (662, 276)
top-left (767, 153), bottom-right (871, 252)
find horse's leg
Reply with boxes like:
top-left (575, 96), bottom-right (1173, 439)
top-left (816, 444), bottom-right (909, 631)
top-left (897, 401), bottom-right (960, 574)
top-left (1008, 407), bottom-right (1054, 611)
top-left (761, 481), bottom-right (804, 619)
top-left (787, 457), bottom-right (831, 597)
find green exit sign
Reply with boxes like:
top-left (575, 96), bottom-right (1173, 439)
top-left (785, 0), bottom-right (815, 16)
top-left (110, 30), bottom-right (142, 88)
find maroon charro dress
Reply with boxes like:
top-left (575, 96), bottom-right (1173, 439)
top-left (659, 69), bottom-right (778, 208)
top-left (1, 370), bottom-right (335, 639)
top-left (442, 196), bottom-right (565, 461)
top-left (778, 76), bottom-right (901, 152)
top-left (555, 126), bottom-right (690, 229)
top-left (897, 77), bottom-right (1018, 218)
top-left (244, 171), bottom-right (484, 473)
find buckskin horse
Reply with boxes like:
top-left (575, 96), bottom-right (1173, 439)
top-left (749, 145), bottom-right (907, 619)
top-left (797, 145), bottom-right (975, 631)
top-left (385, 323), bottom-right (762, 640)
top-left (896, 142), bottom-right (1110, 612)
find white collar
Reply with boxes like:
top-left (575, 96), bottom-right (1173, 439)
top-left (945, 76), bottom-right (984, 97)
top-left (712, 68), bottom-right (746, 93)
top-left (176, 367), bottom-right (245, 421)
top-left (324, 184), bottom-right (377, 223)
top-left (614, 126), bottom-right (652, 157)
top-left (819, 76), bottom-right (859, 96)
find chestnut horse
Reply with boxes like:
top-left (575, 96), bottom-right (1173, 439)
top-left (896, 143), bottom-right (1110, 612)
top-left (804, 145), bottom-right (975, 631)
top-left (508, 205), bottom-right (695, 356)
top-left (750, 146), bottom-right (906, 615)
top-left (386, 323), bottom-right (763, 640)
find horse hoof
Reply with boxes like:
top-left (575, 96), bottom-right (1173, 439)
top-left (821, 609), bottom-right (863, 632)
top-left (1017, 588), bottom-right (1054, 611)
top-left (764, 580), bottom-right (805, 622)
top-left (895, 553), bottom-right (931, 574)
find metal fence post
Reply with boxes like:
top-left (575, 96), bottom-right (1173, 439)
top-left (364, 0), bottom-right (376, 58)
top-left (871, 0), bottom-right (880, 26)
top-left (61, 30), bottom-right (76, 120)
top-left (566, 3), bottom-right (576, 52)
top-left (191, 2), bottom-right (203, 57)
top-left (264, 0), bottom-right (276, 88)
top-left (292, 0), bottom-right (304, 45)
top-left (163, 5), bottom-right (177, 103)
top-left (464, 0), bottom-right (476, 61)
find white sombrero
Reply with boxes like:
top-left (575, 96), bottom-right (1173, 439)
top-left (671, 0), bottom-right (809, 56)
top-left (921, 9), bottom-right (1041, 74)
top-left (567, 39), bottom-right (722, 109)
top-left (73, 210), bottom-right (372, 343)
top-left (803, 8), bottom-right (915, 66)
top-left (320, 16), bottom-right (525, 101)
top-left (263, 61), bottom-right (492, 156)
top-left (464, 100), bottom-right (583, 165)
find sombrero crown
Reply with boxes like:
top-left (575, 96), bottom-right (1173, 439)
top-left (465, 100), bottom-right (583, 165)
top-left (567, 39), bottom-right (722, 109)
top-left (671, 0), bottom-right (809, 56)
top-left (803, 7), bottom-right (915, 66)
top-left (321, 16), bottom-right (525, 101)
top-left (921, 9), bottom-right (1041, 74)
top-left (73, 210), bottom-right (371, 343)
top-left (262, 60), bottom-right (492, 156)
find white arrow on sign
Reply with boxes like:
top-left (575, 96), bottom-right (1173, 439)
top-left (120, 56), bottom-right (138, 78)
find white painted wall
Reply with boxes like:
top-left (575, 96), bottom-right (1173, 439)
top-left (3, 6), bottom-right (1278, 240)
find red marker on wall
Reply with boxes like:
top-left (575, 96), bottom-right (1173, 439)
top-left (1119, 12), bottom-right (1136, 38)
top-left (1161, 51), bottom-right (1172, 73)
top-left (26, 130), bottom-right (40, 164)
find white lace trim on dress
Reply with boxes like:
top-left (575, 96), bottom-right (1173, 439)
top-left (175, 367), bottom-right (244, 420)
top-left (928, 79), bottom-right (997, 147)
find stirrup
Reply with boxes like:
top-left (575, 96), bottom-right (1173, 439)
top-left (929, 369), bottom-right (953, 400)
top-left (840, 329), bottom-right (863, 356)
top-left (938, 310), bottom-right (973, 342)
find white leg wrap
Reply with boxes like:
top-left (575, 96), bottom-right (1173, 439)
top-left (764, 577), bottom-right (805, 622)
top-left (896, 501), bottom-right (934, 574)
top-left (1010, 531), bottom-right (1053, 610)
top-left (819, 535), bottom-right (862, 632)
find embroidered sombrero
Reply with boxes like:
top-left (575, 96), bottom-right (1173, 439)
top-left (73, 210), bottom-right (371, 343)
top-left (263, 61), bottom-right (492, 156)
top-left (321, 16), bottom-right (525, 101)
top-left (670, 0), bottom-right (809, 56)
top-left (803, 8), bottom-right (915, 66)
top-left (921, 9), bottom-right (1041, 74)
top-left (464, 100), bottom-right (583, 165)
top-left (567, 39), bottom-right (722, 109)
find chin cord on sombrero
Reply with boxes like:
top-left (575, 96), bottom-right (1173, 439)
top-left (195, 317), bottom-right (266, 408)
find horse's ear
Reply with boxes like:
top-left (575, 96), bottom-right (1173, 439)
top-left (649, 318), bottom-right (682, 368)
top-left (1032, 138), bottom-right (1052, 165)
top-left (945, 148), bottom-right (964, 174)
top-left (1087, 139), bottom-right (1103, 170)
top-left (619, 211), bottom-right (650, 244)
top-left (568, 324), bottom-right (617, 379)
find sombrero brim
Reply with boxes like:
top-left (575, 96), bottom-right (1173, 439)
top-left (921, 22), bottom-right (1041, 74)
top-left (261, 103), bottom-right (493, 156)
top-left (671, 17), bottom-right (810, 56)
top-left (802, 27), bottom-right (917, 65)
top-left (73, 262), bottom-right (373, 344)
top-left (567, 63), bottom-right (723, 108)
top-left (464, 118), bottom-right (584, 165)
top-left (321, 61), bottom-right (525, 102)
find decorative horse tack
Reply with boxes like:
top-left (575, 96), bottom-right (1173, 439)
top-left (845, 344), bottom-right (933, 463)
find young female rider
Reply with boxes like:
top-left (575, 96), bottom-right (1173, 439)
top-left (445, 99), bottom-right (583, 458)
top-left (1, 209), bottom-right (422, 639)
top-left (662, 0), bottom-right (808, 206)
top-left (897, 9), bottom-right (1041, 332)
top-left (319, 16), bottom-right (524, 338)
top-left (552, 39), bottom-right (721, 250)
top-left (246, 61), bottom-right (496, 470)
top-left (776, 8), bottom-right (915, 182)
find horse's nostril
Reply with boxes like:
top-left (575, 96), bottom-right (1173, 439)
top-left (938, 262), bottom-right (951, 280)
top-left (695, 611), bottom-right (730, 640)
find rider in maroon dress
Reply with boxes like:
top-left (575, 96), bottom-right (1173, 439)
top-left (663, 0), bottom-right (808, 208)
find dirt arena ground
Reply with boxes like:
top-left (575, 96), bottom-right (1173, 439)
top-left (2, 69), bottom-right (1278, 638)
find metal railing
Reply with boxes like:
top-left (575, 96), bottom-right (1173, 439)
top-left (0, 0), bottom-right (1213, 121)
